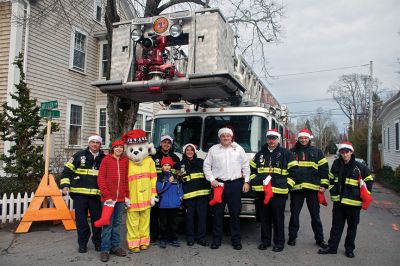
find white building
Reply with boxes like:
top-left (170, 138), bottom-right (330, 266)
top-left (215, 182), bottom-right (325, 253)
top-left (380, 91), bottom-right (400, 169)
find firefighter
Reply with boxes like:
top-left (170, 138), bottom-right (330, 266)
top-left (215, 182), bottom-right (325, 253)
top-left (287, 128), bottom-right (329, 248)
top-left (177, 143), bottom-right (211, 246)
top-left (250, 129), bottom-right (298, 252)
top-left (150, 135), bottom-right (180, 243)
top-left (319, 141), bottom-right (373, 258)
top-left (60, 135), bottom-right (106, 253)
top-left (203, 127), bottom-right (250, 250)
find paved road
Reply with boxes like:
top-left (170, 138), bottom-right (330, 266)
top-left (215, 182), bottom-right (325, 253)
top-left (1, 158), bottom-right (400, 265)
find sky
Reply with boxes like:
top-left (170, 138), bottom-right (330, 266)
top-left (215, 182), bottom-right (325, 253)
top-left (259, 0), bottom-right (400, 132)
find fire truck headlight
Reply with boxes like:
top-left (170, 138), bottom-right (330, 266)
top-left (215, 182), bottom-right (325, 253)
top-left (131, 29), bottom-right (143, 42)
top-left (169, 24), bottom-right (182, 37)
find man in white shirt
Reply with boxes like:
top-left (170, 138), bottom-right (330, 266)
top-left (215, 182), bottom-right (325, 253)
top-left (203, 127), bottom-right (250, 250)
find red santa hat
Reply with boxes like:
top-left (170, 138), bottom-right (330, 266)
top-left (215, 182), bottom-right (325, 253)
top-left (121, 129), bottom-right (148, 145)
top-left (161, 156), bottom-right (175, 167)
top-left (160, 134), bottom-right (174, 143)
top-left (111, 139), bottom-right (125, 149)
top-left (298, 128), bottom-right (312, 139)
top-left (182, 143), bottom-right (197, 153)
top-left (266, 128), bottom-right (281, 138)
top-left (338, 141), bottom-right (354, 152)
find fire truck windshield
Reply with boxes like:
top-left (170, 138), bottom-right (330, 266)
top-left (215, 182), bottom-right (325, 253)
top-left (152, 114), bottom-right (269, 154)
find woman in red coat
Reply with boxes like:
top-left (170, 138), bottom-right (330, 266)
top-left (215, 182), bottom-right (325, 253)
top-left (96, 140), bottom-right (129, 262)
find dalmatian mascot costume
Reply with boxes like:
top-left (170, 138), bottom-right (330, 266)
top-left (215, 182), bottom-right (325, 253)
top-left (122, 129), bottom-right (157, 253)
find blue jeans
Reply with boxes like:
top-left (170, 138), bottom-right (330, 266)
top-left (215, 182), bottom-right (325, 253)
top-left (100, 201), bottom-right (124, 253)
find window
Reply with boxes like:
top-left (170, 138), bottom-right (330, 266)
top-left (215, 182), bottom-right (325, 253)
top-left (94, 0), bottom-right (103, 23)
top-left (99, 42), bottom-right (108, 78)
top-left (99, 108), bottom-right (107, 145)
top-left (134, 114), bottom-right (143, 129)
top-left (145, 116), bottom-right (152, 132)
top-left (395, 121), bottom-right (399, 151)
top-left (67, 102), bottom-right (83, 146)
top-left (70, 28), bottom-right (87, 72)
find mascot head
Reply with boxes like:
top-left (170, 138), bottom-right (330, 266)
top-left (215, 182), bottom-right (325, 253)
top-left (122, 129), bottom-right (156, 163)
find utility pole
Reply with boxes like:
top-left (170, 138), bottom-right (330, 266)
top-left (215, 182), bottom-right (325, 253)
top-left (351, 105), bottom-right (355, 132)
top-left (367, 61), bottom-right (373, 170)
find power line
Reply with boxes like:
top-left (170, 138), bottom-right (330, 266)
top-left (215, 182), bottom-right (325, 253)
top-left (267, 64), bottom-right (369, 78)
top-left (281, 98), bottom-right (333, 104)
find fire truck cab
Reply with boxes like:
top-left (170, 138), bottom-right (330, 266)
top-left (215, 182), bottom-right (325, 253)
top-left (152, 104), bottom-right (292, 219)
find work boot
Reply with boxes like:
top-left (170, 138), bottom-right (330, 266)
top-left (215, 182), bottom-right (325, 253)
top-left (111, 247), bottom-right (127, 257)
top-left (100, 252), bottom-right (109, 262)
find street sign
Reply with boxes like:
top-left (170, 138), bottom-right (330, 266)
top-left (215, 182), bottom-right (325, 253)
top-left (40, 109), bottom-right (60, 118)
top-left (41, 100), bottom-right (58, 110)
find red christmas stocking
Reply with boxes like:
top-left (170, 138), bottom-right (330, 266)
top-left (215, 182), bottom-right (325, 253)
top-left (318, 191), bottom-right (328, 206)
top-left (94, 201), bottom-right (115, 227)
top-left (209, 183), bottom-right (224, 206)
top-left (263, 176), bottom-right (274, 205)
top-left (358, 175), bottom-right (373, 210)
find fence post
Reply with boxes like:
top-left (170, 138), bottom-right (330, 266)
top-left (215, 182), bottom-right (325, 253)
top-left (9, 193), bottom-right (15, 223)
top-left (16, 193), bottom-right (22, 221)
top-left (1, 194), bottom-right (7, 223)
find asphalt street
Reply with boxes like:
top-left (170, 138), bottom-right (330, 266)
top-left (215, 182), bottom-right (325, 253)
top-left (1, 158), bottom-right (399, 266)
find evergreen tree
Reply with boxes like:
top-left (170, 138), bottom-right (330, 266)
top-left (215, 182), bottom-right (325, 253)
top-left (0, 53), bottom-right (44, 185)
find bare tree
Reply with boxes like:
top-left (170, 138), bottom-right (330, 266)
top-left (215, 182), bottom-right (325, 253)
top-left (328, 73), bottom-right (381, 129)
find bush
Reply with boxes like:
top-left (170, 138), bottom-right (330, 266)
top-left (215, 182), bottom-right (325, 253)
top-left (375, 165), bottom-right (400, 192)
top-left (0, 176), bottom-right (39, 195)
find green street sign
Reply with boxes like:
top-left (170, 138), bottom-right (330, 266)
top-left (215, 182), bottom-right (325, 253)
top-left (41, 100), bottom-right (58, 110)
top-left (40, 109), bottom-right (60, 118)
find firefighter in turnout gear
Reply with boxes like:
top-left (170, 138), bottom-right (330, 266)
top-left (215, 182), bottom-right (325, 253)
top-left (288, 128), bottom-right (329, 248)
top-left (250, 129), bottom-right (299, 252)
top-left (319, 141), bottom-right (373, 258)
top-left (150, 135), bottom-right (180, 243)
top-left (60, 135), bottom-right (106, 253)
top-left (176, 143), bottom-right (211, 247)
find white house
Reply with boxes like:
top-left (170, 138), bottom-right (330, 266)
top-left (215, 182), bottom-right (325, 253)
top-left (0, 0), bottom-right (154, 173)
top-left (380, 91), bottom-right (400, 170)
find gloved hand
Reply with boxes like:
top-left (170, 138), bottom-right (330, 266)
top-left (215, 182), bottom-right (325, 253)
top-left (150, 197), bottom-right (159, 207)
top-left (124, 197), bottom-right (131, 208)
top-left (62, 187), bottom-right (70, 196)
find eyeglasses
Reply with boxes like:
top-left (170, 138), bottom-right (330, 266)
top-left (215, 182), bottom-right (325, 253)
top-left (267, 136), bottom-right (278, 140)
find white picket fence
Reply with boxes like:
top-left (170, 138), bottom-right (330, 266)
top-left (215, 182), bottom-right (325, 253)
top-left (0, 192), bottom-right (74, 224)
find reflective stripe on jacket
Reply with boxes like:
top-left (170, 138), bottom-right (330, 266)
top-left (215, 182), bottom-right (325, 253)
top-left (250, 144), bottom-right (299, 195)
top-left (176, 157), bottom-right (211, 200)
top-left (290, 144), bottom-right (329, 191)
top-left (329, 155), bottom-right (373, 206)
top-left (60, 148), bottom-right (105, 195)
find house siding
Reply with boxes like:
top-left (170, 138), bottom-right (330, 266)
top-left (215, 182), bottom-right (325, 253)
top-left (381, 94), bottom-right (400, 170)
top-left (0, 1), bottom-right (11, 155)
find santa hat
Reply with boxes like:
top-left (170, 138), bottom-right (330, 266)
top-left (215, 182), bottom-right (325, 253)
top-left (88, 134), bottom-right (102, 144)
top-left (298, 128), bottom-right (312, 139)
top-left (111, 139), bottom-right (125, 149)
top-left (218, 127), bottom-right (233, 138)
top-left (161, 156), bottom-right (175, 166)
top-left (160, 134), bottom-right (174, 143)
top-left (182, 143), bottom-right (197, 153)
top-left (338, 141), bottom-right (354, 152)
top-left (266, 128), bottom-right (281, 138)
top-left (121, 129), bottom-right (148, 144)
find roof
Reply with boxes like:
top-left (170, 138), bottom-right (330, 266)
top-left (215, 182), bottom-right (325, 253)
top-left (379, 90), bottom-right (400, 119)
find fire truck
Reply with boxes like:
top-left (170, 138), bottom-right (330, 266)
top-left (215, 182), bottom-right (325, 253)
top-left (92, 8), bottom-right (295, 219)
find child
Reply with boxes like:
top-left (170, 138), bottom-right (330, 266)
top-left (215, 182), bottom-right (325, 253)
top-left (156, 156), bottom-right (184, 248)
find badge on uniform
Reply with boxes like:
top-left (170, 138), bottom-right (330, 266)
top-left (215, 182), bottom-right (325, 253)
top-left (276, 152), bottom-right (281, 159)
top-left (180, 165), bottom-right (186, 175)
top-left (259, 154), bottom-right (264, 165)
top-left (80, 156), bottom-right (86, 166)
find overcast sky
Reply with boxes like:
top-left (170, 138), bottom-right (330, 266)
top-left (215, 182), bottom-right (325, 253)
top-left (261, 0), bottom-right (400, 131)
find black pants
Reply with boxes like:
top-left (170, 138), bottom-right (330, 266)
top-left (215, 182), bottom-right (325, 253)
top-left (328, 202), bottom-right (361, 252)
top-left (72, 194), bottom-right (102, 248)
top-left (288, 190), bottom-right (324, 242)
top-left (150, 204), bottom-right (160, 240)
top-left (212, 179), bottom-right (243, 246)
top-left (159, 208), bottom-right (179, 241)
top-left (184, 196), bottom-right (208, 242)
top-left (258, 193), bottom-right (287, 248)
